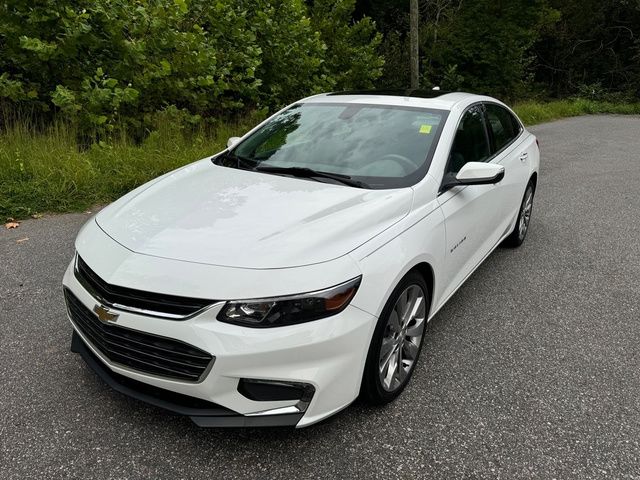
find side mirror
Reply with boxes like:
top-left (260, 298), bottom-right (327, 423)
top-left (227, 136), bottom-right (241, 149)
top-left (442, 162), bottom-right (505, 190)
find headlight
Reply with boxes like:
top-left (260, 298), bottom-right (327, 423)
top-left (217, 276), bottom-right (362, 328)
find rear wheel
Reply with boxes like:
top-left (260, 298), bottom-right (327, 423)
top-left (503, 182), bottom-right (535, 248)
top-left (360, 272), bottom-right (430, 404)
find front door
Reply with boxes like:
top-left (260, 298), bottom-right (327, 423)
top-left (437, 105), bottom-right (505, 301)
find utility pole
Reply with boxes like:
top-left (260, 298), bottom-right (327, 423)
top-left (410, 0), bottom-right (419, 89)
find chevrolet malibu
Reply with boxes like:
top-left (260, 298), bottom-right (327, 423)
top-left (63, 90), bottom-right (539, 427)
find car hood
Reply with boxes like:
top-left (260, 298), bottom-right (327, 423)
top-left (95, 159), bottom-right (413, 269)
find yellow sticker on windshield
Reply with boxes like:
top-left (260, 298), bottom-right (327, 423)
top-left (419, 124), bottom-right (432, 134)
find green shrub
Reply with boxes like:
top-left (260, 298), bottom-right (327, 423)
top-left (311, 0), bottom-right (383, 91)
top-left (0, 0), bottom-right (383, 136)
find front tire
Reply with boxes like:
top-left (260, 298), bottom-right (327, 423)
top-left (360, 272), bottom-right (430, 405)
top-left (503, 182), bottom-right (535, 248)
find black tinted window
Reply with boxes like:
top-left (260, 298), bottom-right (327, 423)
top-left (448, 106), bottom-right (490, 174)
top-left (485, 104), bottom-right (520, 152)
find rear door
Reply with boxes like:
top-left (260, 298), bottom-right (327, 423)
top-left (483, 103), bottom-right (532, 233)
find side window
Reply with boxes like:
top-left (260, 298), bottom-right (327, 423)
top-left (447, 106), bottom-right (491, 174)
top-left (510, 111), bottom-right (523, 136)
top-left (485, 104), bottom-right (520, 152)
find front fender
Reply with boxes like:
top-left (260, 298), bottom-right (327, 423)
top-left (349, 200), bottom-right (447, 320)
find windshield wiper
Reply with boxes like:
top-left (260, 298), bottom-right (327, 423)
top-left (254, 165), bottom-right (369, 189)
top-left (215, 150), bottom-right (256, 170)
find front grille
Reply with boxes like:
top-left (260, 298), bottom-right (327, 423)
top-left (75, 255), bottom-right (214, 318)
top-left (65, 289), bottom-right (214, 382)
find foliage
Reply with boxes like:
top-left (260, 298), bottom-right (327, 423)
top-left (533, 0), bottom-right (640, 97)
top-left (419, 0), bottom-right (560, 97)
top-left (0, 0), bottom-right (383, 135)
top-left (359, 0), bottom-right (561, 96)
top-left (361, 0), bottom-right (640, 100)
top-left (248, 1), bottom-right (327, 105)
top-left (311, 0), bottom-right (384, 91)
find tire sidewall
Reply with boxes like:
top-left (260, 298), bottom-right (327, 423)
top-left (361, 271), bottom-right (431, 404)
top-left (517, 183), bottom-right (535, 243)
top-left (504, 181), bottom-right (535, 248)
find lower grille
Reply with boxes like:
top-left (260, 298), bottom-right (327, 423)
top-left (64, 289), bottom-right (214, 382)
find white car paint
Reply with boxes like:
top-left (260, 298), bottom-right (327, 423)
top-left (63, 91), bottom-right (539, 427)
top-left (455, 161), bottom-right (504, 183)
top-left (95, 161), bottom-right (413, 269)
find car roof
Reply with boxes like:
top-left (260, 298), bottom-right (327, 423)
top-left (299, 90), bottom-right (485, 111)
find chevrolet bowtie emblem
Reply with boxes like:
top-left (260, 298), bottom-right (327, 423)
top-left (93, 304), bottom-right (119, 323)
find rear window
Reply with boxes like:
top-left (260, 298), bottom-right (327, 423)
top-left (485, 104), bottom-right (521, 152)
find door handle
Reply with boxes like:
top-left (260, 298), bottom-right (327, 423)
top-left (519, 152), bottom-right (528, 162)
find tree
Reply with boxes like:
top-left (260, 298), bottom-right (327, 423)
top-left (310, 0), bottom-right (384, 92)
top-left (420, 0), bottom-right (560, 97)
top-left (533, 0), bottom-right (640, 97)
top-left (359, 0), bottom-right (564, 96)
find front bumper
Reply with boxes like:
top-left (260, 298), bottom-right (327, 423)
top-left (71, 331), bottom-right (304, 427)
top-left (63, 255), bottom-right (376, 428)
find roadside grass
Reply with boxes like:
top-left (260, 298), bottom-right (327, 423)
top-left (2, 98), bottom-right (640, 220)
top-left (0, 115), bottom-right (258, 219)
top-left (513, 98), bottom-right (640, 125)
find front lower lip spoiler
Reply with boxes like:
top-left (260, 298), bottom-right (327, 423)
top-left (70, 331), bottom-right (304, 427)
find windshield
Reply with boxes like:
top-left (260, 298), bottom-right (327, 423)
top-left (215, 102), bottom-right (448, 189)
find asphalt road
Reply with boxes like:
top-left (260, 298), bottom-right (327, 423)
top-left (2, 115), bottom-right (640, 479)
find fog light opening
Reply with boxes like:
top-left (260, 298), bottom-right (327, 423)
top-left (238, 378), bottom-right (315, 415)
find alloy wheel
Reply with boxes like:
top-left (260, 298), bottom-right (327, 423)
top-left (378, 284), bottom-right (427, 392)
top-left (518, 187), bottom-right (533, 240)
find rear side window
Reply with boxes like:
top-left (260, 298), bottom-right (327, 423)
top-left (485, 104), bottom-right (521, 152)
top-left (447, 106), bottom-right (491, 174)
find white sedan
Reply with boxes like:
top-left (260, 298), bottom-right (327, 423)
top-left (63, 91), bottom-right (539, 427)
